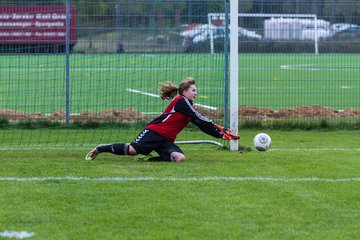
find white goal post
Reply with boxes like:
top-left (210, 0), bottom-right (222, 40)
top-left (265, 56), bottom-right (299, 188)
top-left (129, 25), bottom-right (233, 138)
top-left (210, 11), bottom-right (323, 151)
top-left (208, 13), bottom-right (322, 55)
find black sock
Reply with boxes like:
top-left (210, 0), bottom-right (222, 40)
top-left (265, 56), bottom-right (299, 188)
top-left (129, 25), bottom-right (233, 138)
top-left (97, 143), bottom-right (129, 155)
top-left (148, 155), bottom-right (175, 162)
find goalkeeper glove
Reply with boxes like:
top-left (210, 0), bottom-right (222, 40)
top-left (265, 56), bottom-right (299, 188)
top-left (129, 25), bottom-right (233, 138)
top-left (216, 125), bottom-right (240, 141)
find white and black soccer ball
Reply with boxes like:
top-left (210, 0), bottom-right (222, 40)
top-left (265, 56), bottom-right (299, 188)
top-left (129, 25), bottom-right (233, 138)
top-left (253, 133), bottom-right (272, 151)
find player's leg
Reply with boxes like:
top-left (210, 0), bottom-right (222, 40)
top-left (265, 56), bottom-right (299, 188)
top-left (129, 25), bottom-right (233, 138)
top-left (86, 128), bottom-right (159, 160)
top-left (86, 129), bottom-right (161, 160)
top-left (97, 143), bottom-right (133, 155)
top-left (85, 143), bottom-right (135, 160)
top-left (147, 152), bottom-right (185, 162)
top-left (148, 142), bottom-right (185, 162)
top-left (129, 129), bottom-right (163, 157)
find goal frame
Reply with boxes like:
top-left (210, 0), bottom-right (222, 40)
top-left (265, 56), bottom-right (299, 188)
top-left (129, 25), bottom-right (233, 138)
top-left (210, 11), bottom-right (320, 151)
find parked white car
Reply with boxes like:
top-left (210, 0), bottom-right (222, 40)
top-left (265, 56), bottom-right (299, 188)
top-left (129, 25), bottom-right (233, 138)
top-left (301, 25), bottom-right (331, 40)
top-left (180, 24), bottom-right (209, 38)
top-left (182, 24), bottom-right (262, 44)
top-left (331, 23), bottom-right (359, 35)
top-left (238, 26), bottom-right (262, 39)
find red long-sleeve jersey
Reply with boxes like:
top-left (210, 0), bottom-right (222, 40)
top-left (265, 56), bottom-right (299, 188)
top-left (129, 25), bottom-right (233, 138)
top-left (146, 95), bottom-right (221, 141)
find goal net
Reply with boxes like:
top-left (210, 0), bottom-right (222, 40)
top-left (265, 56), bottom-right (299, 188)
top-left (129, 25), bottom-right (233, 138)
top-left (0, 1), bottom-right (229, 150)
top-left (208, 13), bottom-right (327, 54)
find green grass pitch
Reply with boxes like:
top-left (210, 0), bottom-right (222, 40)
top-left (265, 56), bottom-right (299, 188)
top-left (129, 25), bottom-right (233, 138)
top-left (1, 54), bottom-right (359, 115)
top-left (1, 129), bottom-right (360, 239)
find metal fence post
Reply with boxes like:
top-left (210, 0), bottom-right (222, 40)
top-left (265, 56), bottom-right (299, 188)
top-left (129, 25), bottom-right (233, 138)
top-left (65, 0), bottom-right (71, 123)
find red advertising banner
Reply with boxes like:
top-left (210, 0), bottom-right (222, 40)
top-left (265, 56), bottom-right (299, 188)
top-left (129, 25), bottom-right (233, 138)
top-left (0, 5), bottom-right (76, 44)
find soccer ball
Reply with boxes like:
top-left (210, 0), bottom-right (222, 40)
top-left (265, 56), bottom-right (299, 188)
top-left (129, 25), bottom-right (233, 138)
top-left (253, 133), bottom-right (272, 151)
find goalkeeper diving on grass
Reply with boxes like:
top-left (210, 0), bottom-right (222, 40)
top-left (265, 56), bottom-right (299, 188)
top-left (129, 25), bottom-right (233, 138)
top-left (85, 77), bottom-right (239, 162)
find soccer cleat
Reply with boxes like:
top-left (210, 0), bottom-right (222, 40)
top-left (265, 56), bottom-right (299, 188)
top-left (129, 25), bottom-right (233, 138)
top-left (85, 148), bottom-right (99, 160)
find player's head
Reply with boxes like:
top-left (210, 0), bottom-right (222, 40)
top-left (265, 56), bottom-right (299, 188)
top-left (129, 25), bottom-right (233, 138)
top-left (179, 77), bottom-right (197, 101)
top-left (178, 77), bottom-right (195, 95)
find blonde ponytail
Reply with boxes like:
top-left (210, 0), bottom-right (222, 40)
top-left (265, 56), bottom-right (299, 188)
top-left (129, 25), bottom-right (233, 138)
top-left (159, 77), bottom-right (196, 100)
top-left (159, 81), bottom-right (178, 100)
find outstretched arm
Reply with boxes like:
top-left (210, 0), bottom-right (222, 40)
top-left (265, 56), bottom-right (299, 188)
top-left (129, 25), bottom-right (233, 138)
top-left (175, 97), bottom-right (240, 140)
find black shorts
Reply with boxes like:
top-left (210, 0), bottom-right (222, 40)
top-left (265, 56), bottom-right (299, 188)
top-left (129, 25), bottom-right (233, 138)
top-left (130, 129), bottom-right (183, 156)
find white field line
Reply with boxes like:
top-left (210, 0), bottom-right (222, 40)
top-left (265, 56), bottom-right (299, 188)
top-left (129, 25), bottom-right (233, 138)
top-left (127, 88), bottom-right (218, 110)
top-left (1, 176), bottom-right (360, 182)
top-left (127, 88), bottom-right (159, 98)
top-left (269, 148), bottom-right (360, 152)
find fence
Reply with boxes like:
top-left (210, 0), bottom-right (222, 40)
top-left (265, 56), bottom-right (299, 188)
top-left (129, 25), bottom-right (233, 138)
top-left (0, 0), bottom-right (360, 148)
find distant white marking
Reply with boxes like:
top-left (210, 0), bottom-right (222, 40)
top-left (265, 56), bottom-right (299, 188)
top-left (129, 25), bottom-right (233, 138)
top-left (1, 176), bottom-right (360, 182)
top-left (281, 64), bottom-right (320, 71)
top-left (127, 88), bottom-right (218, 110)
top-left (280, 64), bottom-right (360, 71)
top-left (127, 88), bottom-right (159, 98)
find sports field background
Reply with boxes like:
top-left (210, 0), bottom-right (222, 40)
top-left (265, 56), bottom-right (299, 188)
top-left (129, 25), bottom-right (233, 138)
top-left (1, 53), bottom-right (359, 116)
